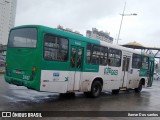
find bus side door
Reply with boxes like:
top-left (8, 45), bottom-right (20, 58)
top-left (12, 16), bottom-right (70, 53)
top-left (68, 46), bottom-right (83, 91)
top-left (122, 55), bottom-right (131, 88)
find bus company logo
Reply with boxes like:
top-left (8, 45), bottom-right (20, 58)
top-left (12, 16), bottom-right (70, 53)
top-left (2, 112), bottom-right (11, 117)
top-left (104, 67), bottom-right (118, 75)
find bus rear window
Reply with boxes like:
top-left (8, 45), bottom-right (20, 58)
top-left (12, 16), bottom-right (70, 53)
top-left (8, 28), bottom-right (37, 48)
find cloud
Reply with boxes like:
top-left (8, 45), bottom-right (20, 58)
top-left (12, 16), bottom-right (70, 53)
top-left (15, 0), bottom-right (123, 29)
top-left (14, 0), bottom-right (160, 47)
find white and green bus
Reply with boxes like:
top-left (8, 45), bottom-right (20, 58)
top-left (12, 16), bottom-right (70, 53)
top-left (5, 25), bottom-right (154, 97)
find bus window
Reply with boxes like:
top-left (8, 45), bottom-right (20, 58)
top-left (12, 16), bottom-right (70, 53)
top-left (77, 48), bottom-right (82, 68)
top-left (86, 43), bottom-right (91, 64)
top-left (100, 47), bottom-right (108, 65)
top-left (142, 56), bottom-right (149, 69)
top-left (8, 28), bottom-right (37, 48)
top-left (109, 48), bottom-right (121, 67)
top-left (70, 48), bottom-right (76, 68)
top-left (132, 54), bottom-right (141, 69)
top-left (44, 34), bottom-right (68, 61)
top-left (91, 45), bottom-right (108, 65)
top-left (92, 45), bottom-right (100, 65)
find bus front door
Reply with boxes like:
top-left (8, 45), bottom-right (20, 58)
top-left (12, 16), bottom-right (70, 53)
top-left (122, 56), bottom-right (130, 88)
top-left (69, 46), bottom-right (83, 91)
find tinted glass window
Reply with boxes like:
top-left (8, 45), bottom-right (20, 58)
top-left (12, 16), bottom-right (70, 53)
top-left (8, 28), bottom-right (37, 48)
top-left (44, 34), bottom-right (68, 61)
top-left (132, 54), bottom-right (141, 69)
top-left (99, 47), bottom-right (108, 65)
top-left (142, 56), bottom-right (148, 69)
top-left (86, 43), bottom-right (91, 64)
top-left (91, 45), bottom-right (108, 65)
top-left (109, 48), bottom-right (121, 67)
top-left (92, 45), bottom-right (100, 65)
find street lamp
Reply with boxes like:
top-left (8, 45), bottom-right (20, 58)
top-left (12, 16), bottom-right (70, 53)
top-left (117, 2), bottom-right (137, 44)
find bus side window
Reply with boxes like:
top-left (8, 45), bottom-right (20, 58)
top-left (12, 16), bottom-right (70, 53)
top-left (86, 43), bottom-right (91, 64)
top-left (142, 56), bottom-right (149, 69)
top-left (91, 45), bottom-right (100, 65)
top-left (77, 48), bottom-right (82, 68)
top-left (44, 34), bottom-right (68, 62)
top-left (70, 48), bottom-right (76, 68)
top-left (90, 45), bottom-right (108, 65)
top-left (108, 48), bottom-right (121, 67)
top-left (132, 54), bottom-right (141, 69)
top-left (100, 47), bottom-right (108, 65)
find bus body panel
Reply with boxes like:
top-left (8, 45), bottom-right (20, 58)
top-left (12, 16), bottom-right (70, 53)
top-left (5, 25), bottom-right (155, 94)
top-left (40, 70), bottom-right (68, 93)
top-left (5, 26), bottom-right (42, 91)
top-left (121, 51), bottom-right (133, 88)
top-left (101, 65), bottom-right (121, 90)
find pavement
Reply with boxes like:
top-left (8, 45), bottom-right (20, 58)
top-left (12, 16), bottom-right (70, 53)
top-left (0, 74), bottom-right (160, 120)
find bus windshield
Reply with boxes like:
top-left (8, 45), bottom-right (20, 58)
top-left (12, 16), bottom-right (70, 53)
top-left (8, 28), bottom-right (37, 48)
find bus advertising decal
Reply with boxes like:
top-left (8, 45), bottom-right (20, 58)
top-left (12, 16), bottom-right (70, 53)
top-left (53, 72), bottom-right (60, 81)
top-left (104, 67), bottom-right (118, 76)
top-left (53, 72), bottom-right (60, 77)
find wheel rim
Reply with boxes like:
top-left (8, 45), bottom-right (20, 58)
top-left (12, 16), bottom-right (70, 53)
top-left (94, 85), bottom-right (99, 93)
top-left (93, 84), bottom-right (100, 96)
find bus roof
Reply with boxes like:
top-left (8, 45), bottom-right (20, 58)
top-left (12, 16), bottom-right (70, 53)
top-left (12, 25), bottom-right (149, 56)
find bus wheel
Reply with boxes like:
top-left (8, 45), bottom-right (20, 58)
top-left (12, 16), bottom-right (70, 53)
top-left (112, 89), bottom-right (119, 95)
top-left (135, 83), bottom-right (142, 93)
top-left (90, 81), bottom-right (102, 98)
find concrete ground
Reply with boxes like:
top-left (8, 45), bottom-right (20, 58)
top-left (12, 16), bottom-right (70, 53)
top-left (0, 74), bottom-right (160, 120)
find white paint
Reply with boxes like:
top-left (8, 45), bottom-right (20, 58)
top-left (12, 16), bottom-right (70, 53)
top-left (40, 70), bottom-right (82, 93)
top-left (100, 41), bottom-right (148, 90)
top-left (40, 70), bottom-right (69, 93)
top-left (39, 41), bottom-right (150, 93)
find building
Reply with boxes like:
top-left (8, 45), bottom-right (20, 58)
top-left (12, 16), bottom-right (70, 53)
top-left (57, 25), bottom-right (83, 36)
top-left (0, 0), bottom-right (17, 45)
top-left (86, 28), bottom-right (113, 44)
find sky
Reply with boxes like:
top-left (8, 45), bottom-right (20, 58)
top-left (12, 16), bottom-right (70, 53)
top-left (15, 0), bottom-right (160, 47)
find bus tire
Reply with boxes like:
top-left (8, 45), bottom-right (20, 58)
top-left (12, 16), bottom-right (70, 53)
top-left (90, 81), bottom-right (102, 98)
top-left (135, 82), bottom-right (142, 93)
top-left (112, 89), bottom-right (119, 95)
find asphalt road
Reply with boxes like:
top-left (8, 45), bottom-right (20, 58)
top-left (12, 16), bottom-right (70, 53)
top-left (0, 74), bottom-right (160, 120)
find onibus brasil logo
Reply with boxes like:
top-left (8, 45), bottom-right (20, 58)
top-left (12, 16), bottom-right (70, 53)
top-left (104, 67), bottom-right (118, 75)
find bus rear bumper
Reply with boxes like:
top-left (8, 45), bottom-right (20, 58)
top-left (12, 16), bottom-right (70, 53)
top-left (4, 75), bottom-right (40, 91)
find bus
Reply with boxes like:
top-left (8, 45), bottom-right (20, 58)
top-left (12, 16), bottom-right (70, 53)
top-left (5, 25), bottom-right (154, 98)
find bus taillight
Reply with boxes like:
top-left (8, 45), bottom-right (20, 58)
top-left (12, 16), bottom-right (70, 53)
top-left (32, 66), bottom-right (36, 72)
top-left (30, 66), bottom-right (36, 80)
